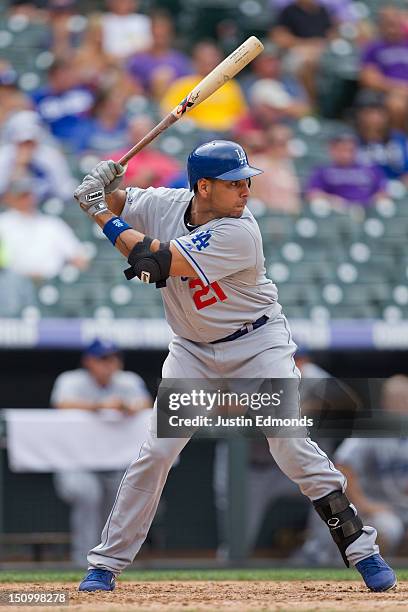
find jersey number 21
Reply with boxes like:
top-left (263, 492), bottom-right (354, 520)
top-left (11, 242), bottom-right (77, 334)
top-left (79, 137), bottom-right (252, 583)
top-left (189, 279), bottom-right (227, 310)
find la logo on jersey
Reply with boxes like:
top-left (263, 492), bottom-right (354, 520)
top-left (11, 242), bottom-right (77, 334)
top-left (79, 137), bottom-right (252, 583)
top-left (191, 230), bottom-right (212, 251)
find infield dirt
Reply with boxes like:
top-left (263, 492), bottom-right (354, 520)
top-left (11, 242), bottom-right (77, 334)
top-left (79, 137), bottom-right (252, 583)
top-left (0, 580), bottom-right (407, 612)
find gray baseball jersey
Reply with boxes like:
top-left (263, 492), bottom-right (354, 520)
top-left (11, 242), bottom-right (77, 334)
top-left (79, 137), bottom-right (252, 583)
top-left (335, 438), bottom-right (408, 514)
top-left (122, 186), bottom-right (280, 342)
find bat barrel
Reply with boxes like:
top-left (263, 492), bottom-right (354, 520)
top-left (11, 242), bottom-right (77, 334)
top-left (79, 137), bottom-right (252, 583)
top-left (117, 36), bottom-right (264, 166)
top-left (171, 36), bottom-right (264, 119)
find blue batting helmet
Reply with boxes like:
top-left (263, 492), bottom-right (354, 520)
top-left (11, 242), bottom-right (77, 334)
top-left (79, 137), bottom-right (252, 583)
top-left (187, 140), bottom-right (263, 190)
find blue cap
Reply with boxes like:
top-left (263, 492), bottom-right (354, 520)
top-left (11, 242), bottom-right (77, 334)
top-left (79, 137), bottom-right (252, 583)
top-left (83, 339), bottom-right (120, 358)
top-left (187, 140), bottom-right (262, 190)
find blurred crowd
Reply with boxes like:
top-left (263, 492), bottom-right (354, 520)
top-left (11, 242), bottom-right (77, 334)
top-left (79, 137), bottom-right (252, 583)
top-left (1, 0), bottom-right (408, 316)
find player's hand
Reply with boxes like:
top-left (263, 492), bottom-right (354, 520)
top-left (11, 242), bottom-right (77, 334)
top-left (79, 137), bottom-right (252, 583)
top-left (74, 176), bottom-right (108, 217)
top-left (89, 160), bottom-right (127, 193)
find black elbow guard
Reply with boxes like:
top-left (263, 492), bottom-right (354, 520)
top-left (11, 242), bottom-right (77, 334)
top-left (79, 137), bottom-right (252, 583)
top-left (124, 236), bottom-right (172, 288)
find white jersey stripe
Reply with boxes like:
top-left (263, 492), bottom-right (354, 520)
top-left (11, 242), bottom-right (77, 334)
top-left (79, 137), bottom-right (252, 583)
top-left (173, 238), bottom-right (210, 285)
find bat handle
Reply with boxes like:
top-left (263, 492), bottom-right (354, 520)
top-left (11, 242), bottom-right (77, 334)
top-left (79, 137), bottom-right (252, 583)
top-left (118, 113), bottom-right (179, 166)
top-left (118, 146), bottom-right (142, 167)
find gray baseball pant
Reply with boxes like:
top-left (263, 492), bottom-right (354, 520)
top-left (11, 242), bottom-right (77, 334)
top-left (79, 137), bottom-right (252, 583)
top-left (88, 315), bottom-right (378, 572)
top-left (54, 470), bottom-right (123, 567)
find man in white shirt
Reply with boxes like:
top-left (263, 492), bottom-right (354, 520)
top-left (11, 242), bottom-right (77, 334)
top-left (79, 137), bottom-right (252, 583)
top-left (101, 0), bottom-right (152, 59)
top-left (52, 338), bottom-right (152, 567)
top-left (0, 178), bottom-right (87, 280)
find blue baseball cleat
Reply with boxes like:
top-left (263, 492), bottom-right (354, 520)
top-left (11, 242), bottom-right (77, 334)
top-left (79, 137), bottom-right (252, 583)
top-left (355, 554), bottom-right (397, 592)
top-left (78, 569), bottom-right (116, 592)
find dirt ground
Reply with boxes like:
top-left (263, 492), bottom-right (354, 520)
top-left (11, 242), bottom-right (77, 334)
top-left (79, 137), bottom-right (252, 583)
top-left (0, 580), bottom-right (407, 612)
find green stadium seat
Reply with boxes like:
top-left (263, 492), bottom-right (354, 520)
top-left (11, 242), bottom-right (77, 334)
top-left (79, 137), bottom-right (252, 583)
top-left (282, 305), bottom-right (309, 319)
top-left (259, 213), bottom-right (295, 243)
top-left (329, 304), bottom-right (379, 318)
top-left (284, 261), bottom-right (317, 283)
top-left (277, 283), bottom-right (320, 308)
top-left (391, 285), bottom-right (408, 308)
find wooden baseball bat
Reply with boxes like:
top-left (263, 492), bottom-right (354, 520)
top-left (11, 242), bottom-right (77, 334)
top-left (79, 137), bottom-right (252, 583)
top-left (118, 36), bottom-right (264, 167)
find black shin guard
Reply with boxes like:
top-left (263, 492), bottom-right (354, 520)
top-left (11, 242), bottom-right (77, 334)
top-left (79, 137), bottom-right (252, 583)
top-left (313, 490), bottom-right (363, 567)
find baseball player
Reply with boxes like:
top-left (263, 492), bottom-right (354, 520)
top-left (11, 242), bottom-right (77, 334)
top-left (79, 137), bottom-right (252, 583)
top-left (74, 140), bottom-right (396, 592)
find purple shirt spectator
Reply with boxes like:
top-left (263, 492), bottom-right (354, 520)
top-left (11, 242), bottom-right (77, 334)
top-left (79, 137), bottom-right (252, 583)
top-left (271, 0), bottom-right (356, 23)
top-left (127, 50), bottom-right (192, 93)
top-left (362, 39), bottom-right (408, 83)
top-left (307, 163), bottom-right (386, 205)
top-left (127, 11), bottom-right (192, 96)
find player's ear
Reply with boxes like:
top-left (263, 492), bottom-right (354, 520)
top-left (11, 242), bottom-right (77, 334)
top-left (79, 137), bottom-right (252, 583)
top-left (197, 178), bottom-right (211, 197)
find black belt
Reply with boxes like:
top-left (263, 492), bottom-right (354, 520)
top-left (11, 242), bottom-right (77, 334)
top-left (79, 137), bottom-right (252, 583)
top-left (211, 315), bottom-right (269, 344)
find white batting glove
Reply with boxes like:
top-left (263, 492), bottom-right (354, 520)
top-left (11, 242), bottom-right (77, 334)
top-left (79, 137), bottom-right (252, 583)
top-left (74, 176), bottom-right (108, 217)
top-left (89, 160), bottom-right (126, 193)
